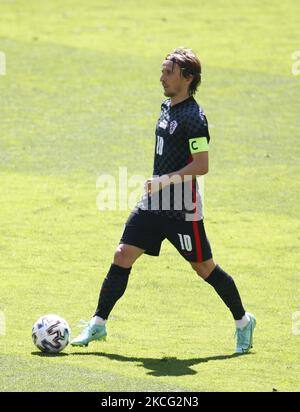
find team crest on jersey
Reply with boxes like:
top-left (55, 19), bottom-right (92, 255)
top-left (169, 120), bottom-right (178, 135)
top-left (159, 119), bottom-right (168, 129)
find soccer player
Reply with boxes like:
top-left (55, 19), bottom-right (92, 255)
top-left (71, 47), bottom-right (256, 353)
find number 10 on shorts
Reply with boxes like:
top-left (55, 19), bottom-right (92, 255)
top-left (178, 233), bottom-right (192, 251)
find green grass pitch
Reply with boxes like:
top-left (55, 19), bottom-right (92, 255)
top-left (0, 0), bottom-right (299, 392)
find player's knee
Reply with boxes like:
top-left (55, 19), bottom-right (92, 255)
top-left (191, 259), bottom-right (216, 280)
top-left (113, 245), bottom-right (133, 268)
top-left (192, 264), bottom-right (207, 279)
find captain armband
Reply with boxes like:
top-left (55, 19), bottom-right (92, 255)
top-left (189, 137), bottom-right (209, 154)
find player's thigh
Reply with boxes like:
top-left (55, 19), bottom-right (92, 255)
top-left (120, 209), bottom-right (165, 258)
top-left (113, 243), bottom-right (145, 268)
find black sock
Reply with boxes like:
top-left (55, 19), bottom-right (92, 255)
top-left (205, 265), bottom-right (246, 320)
top-left (94, 263), bottom-right (131, 320)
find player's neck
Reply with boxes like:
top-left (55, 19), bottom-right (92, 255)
top-left (170, 92), bottom-right (191, 107)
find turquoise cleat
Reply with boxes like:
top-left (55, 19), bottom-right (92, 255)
top-left (70, 321), bottom-right (107, 347)
top-left (235, 313), bottom-right (256, 354)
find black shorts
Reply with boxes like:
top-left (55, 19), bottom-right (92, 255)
top-left (120, 209), bottom-right (213, 263)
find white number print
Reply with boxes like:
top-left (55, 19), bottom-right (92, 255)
top-left (178, 234), bottom-right (193, 252)
top-left (156, 135), bottom-right (164, 155)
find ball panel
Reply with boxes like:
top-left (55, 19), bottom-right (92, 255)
top-left (32, 314), bottom-right (71, 353)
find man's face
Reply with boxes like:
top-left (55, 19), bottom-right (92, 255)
top-left (160, 59), bottom-right (190, 97)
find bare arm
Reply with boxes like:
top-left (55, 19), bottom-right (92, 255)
top-left (145, 151), bottom-right (208, 194)
top-left (168, 151), bottom-right (208, 179)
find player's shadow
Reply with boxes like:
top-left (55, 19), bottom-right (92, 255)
top-left (71, 352), bottom-right (251, 376)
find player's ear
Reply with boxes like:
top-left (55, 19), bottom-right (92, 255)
top-left (185, 73), bottom-right (193, 87)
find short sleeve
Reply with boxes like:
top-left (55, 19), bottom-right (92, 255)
top-left (185, 107), bottom-right (210, 154)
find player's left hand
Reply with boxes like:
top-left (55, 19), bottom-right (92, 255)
top-left (144, 175), bottom-right (170, 195)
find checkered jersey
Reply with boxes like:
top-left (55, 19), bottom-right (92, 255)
top-left (136, 96), bottom-right (210, 220)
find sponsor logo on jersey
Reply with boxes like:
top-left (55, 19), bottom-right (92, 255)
top-left (169, 120), bottom-right (178, 135)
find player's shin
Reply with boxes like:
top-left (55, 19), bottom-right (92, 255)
top-left (94, 263), bottom-right (132, 320)
top-left (205, 265), bottom-right (246, 321)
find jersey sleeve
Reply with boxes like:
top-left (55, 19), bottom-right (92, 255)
top-left (185, 108), bottom-right (210, 154)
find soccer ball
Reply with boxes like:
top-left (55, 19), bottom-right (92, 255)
top-left (32, 314), bottom-right (71, 353)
